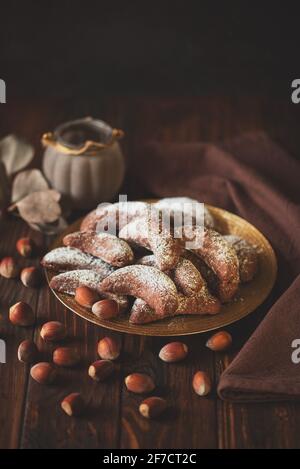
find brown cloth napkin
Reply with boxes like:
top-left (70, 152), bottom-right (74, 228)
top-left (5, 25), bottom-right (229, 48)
top-left (138, 132), bottom-right (300, 402)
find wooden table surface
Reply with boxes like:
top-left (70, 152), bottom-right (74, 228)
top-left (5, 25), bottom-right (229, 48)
top-left (1, 96), bottom-right (300, 449)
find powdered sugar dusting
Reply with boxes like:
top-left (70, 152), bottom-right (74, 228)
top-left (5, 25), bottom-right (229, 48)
top-left (42, 246), bottom-right (115, 277)
top-left (119, 216), bottom-right (181, 271)
top-left (129, 285), bottom-right (220, 324)
top-left (178, 226), bottom-right (240, 302)
top-left (101, 265), bottom-right (178, 316)
top-left (49, 269), bottom-right (128, 310)
top-left (63, 231), bottom-right (134, 267)
top-left (224, 234), bottom-right (258, 282)
top-left (154, 197), bottom-right (215, 229)
top-left (81, 201), bottom-right (150, 232)
top-left (50, 269), bottom-right (103, 295)
top-left (173, 258), bottom-right (204, 296)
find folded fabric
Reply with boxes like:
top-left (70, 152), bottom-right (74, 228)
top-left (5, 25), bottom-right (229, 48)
top-left (137, 132), bottom-right (300, 401)
top-left (218, 275), bottom-right (300, 401)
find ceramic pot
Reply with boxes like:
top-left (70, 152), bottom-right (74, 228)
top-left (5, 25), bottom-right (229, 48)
top-left (42, 117), bottom-right (125, 210)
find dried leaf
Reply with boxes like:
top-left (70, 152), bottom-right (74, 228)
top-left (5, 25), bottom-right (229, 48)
top-left (15, 189), bottom-right (61, 225)
top-left (0, 134), bottom-right (34, 176)
top-left (11, 169), bottom-right (49, 203)
top-left (29, 217), bottom-right (68, 235)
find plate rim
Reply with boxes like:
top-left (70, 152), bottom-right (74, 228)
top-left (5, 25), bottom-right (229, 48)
top-left (45, 203), bottom-right (277, 336)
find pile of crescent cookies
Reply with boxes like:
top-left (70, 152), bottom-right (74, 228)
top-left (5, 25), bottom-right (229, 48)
top-left (42, 198), bottom-right (258, 324)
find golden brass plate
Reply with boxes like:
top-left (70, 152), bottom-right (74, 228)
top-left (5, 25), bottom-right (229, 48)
top-left (46, 204), bottom-right (277, 336)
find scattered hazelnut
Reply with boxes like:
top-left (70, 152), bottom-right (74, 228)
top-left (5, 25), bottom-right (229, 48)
top-left (9, 301), bottom-right (35, 326)
top-left (139, 397), bottom-right (167, 419)
top-left (192, 371), bottom-right (212, 396)
top-left (53, 347), bottom-right (80, 367)
top-left (92, 299), bottom-right (119, 319)
top-left (18, 339), bottom-right (39, 363)
top-left (30, 362), bottom-right (57, 384)
top-left (206, 331), bottom-right (232, 352)
top-left (61, 393), bottom-right (85, 417)
top-left (125, 373), bottom-right (155, 394)
top-left (159, 342), bottom-right (188, 363)
top-left (88, 360), bottom-right (114, 382)
top-left (75, 286), bottom-right (99, 309)
top-left (20, 266), bottom-right (42, 288)
top-left (40, 321), bottom-right (66, 342)
top-left (97, 336), bottom-right (120, 361)
top-left (16, 237), bottom-right (35, 257)
top-left (0, 257), bottom-right (19, 278)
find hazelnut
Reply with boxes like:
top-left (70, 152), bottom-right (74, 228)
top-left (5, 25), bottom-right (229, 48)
top-left (139, 397), bottom-right (167, 419)
top-left (97, 336), bottom-right (120, 361)
top-left (0, 257), bottom-right (19, 278)
top-left (16, 237), bottom-right (35, 257)
top-left (88, 360), bottom-right (114, 382)
top-left (18, 339), bottom-right (39, 363)
top-left (92, 299), bottom-right (119, 319)
top-left (9, 301), bottom-right (35, 326)
top-left (61, 393), bottom-right (85, 417)
top-left (30, 362), bottom-right (57, 384)
top-left (75, 286), bottom-right (99, 309)
top-left (159, 342), bottom-right (188, 363)
top-left (40, 321), bottom-right (66, 342)
top-left (192, 371), bottom-right (212, 396)
top-left (20, 266), bottom-right (42, 288)
top-left (125, 373), bottom-right (155, 394)
top-left (206, 331), bottom-right (232, 352)
top-left (53, 347), bottom-right (80, 367)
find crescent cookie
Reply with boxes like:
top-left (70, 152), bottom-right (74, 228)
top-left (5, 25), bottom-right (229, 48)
top-left (100, 265), bottom-right (178, 317)
top-left (182, 249), bottom-right (218, 294)
top-left (129, 287), bottom-right (221, 324)
top-left (137, 255), bottom-right (204, 297)
top-left (224, 235), bottom-right (258, 282)
top-left (41, 247), bottom-right (115, 277)
top-left (63, 231), bottom-right (134, 267)
top-left (178, 226), bottom-right (240, 303)
top-left (80, 201), bottom-right (149, 233)
top-left (119, 216), bottom-right (182, 271)
top-left (154, 197), bottom-right (216, 229)
top-left (49, 269), bottom-right (128, 312)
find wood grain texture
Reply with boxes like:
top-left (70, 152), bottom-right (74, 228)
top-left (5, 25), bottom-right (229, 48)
top-left (1, 96), bottom-right (300, 449)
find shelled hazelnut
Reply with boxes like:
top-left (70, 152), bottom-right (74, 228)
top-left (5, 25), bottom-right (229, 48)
top-left (206, 331), bottom-right (232, 352)
top-left (125, 373), bottom-right (155, 394)
top-left (0, 257), bottom-right (19, 278)
top-left (40, 321), bottom-right (66, 342)
top-left (53, 347), bottom-right (80, 367)
top-left (92, 299), bottom-right (119, 319)
top-left (20, 266), bottom-right (42, 288)
top-left (75, 286), bottom-right (99, 309)
top-left (97, 336), bottom-right (120, 361)
top-left (30, 362), bottom-right (57, 384)
top-left (192, 371), bottom-right (212, 396)
top-left (88, 360), bottom-right (114, 382)
top-left (61, 393), bottom-right (85, 417)
top-left (159, 342), bottom-right (188, 363)
top-left (139, 397), bottom-right (167, 419)
top-left (9, 301), bottom-right (35, 326)
top-left (18, 339), bottom-right (39, 363)
top-left (16, 237), bottom-right (36, 257)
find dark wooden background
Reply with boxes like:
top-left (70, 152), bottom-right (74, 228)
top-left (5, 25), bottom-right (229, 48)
top-left (0, 95), bottom-right (300, 449)
top-left (1, 1), bottom-right (299, 98)
top-left (1, 1), bottom-right (300, 449)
